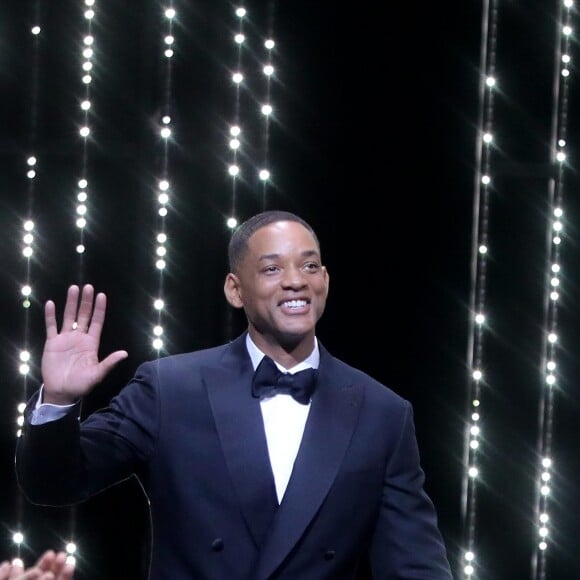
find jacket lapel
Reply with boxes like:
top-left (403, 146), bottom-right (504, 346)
top-left (254, 351), bottom-right (364, 579)
top-left (203, 337), bottom-right (279, 548)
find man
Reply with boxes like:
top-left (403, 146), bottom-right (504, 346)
top-left (16, 210), bottom-right (453, 579)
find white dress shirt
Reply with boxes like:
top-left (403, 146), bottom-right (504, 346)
top-left (246, 334), bottom-right (319, 504)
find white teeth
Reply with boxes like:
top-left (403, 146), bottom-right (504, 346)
top-left (284, 300), bottom-right (306, 308)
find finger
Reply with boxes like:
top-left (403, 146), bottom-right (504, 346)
top-left (56, 558), bottom-right (75, 580)
top-left (60, 562), bottom-right (75, 580)
top-left (45, 300), bottom-right (58, 340)
top-left (48, 552), bottom-right (68, 575)
top-left (8, 564), bottom-right (42, 580)
top-left (14, 570), bottom-right (42, 580)
top-left (51, 552), bottom-right (66, 567)
top-left (34, 551), bottom-right (56, 571)
top-left (0, 561), bottom-right (11, 580)
top-left (61, 285), bottom-right (80, 332)
top-left (86, 291), bottom-right (107, 340)
top-left (75, 284), bottom-right (95, 332)
top-left (7, 559), bottom-right (25, 580)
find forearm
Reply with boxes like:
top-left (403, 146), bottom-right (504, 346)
top-left (15, 408), bottom-right (87, 506)
top-left (16, 365), bottom-right (159, 506)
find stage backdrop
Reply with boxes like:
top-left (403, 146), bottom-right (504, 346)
top-left (1, 1), bottom-right (580, 579)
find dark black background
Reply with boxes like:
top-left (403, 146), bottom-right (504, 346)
top-left (1, 1), bottom-right (580, 578)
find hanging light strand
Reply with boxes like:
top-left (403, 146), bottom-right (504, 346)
top-left (150, 3), bottom-right (177, 355)
top-left (257, 5), bottom-right (276, 209)
top-left (531, 2), bottom-right (574, 578)
top-left (461, 0), bottom-right (499, 577)
top-left (12, 2), bottom-right (44, 567)
top-left (222, 5), bottom-right (248, 341)
top-left (74, 0), bottom-right (98, 284)
top-left (56, 1), bottom-right (101, 568)
top-left (225, 4), bottom-right (247, 235)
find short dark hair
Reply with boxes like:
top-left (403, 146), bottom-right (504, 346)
top-left (228, 210), bottom-right (320, 273)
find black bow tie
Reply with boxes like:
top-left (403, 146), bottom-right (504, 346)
top-left (252, 356), bottom-right (318, 405)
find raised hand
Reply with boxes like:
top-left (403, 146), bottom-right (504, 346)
top-left (0, 550), bottom-right (75, 579)
top-left (41, 284), bottom-right (128, 405)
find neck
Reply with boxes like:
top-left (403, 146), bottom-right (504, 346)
top-left (248, 329), bottom-right (315, 370)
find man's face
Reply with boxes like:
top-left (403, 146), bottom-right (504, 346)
top-left (225, 220), bottom-right (329, 351)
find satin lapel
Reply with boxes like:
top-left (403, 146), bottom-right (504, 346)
top-left (254, 362), bottom-right (364, 579)
top-left (203, 352), bottom-right (279, 548)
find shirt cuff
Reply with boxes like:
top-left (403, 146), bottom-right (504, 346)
top-left (30, 385), bottom-right (78, 425)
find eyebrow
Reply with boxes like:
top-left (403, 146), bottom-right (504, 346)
top-left (258, 249), bottom-right (320, 262)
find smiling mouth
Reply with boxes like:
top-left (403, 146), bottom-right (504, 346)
top-left (282, 299), bottom-right (308, 309)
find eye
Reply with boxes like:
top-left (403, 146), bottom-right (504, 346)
top-left (304, 262), bottom-right (320, 272)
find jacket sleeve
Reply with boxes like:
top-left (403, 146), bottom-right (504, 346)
top-left (15, 361), bottom-right (159, 506)
top-left (368, 402), bottom-right (453, 579)
top-left (15, 392), bottom-right (87, 505)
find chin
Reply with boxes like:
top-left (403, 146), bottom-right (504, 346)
top-left (277, 327), bottom-right (314, 346)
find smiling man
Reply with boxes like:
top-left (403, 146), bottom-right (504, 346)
top-left (15, 210), bottom-right (452, 579)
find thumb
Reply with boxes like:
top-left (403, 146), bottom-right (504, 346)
top-left (97, 350), bottom-right (129, 378)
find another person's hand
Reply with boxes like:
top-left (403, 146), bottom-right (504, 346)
top-left (0, 550), bottom-right (75, 579)
top-left (41, 284), bottom-right (128, 405)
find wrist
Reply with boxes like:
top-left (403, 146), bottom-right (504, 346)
top-left (40, 385), bottom-right (78, 406)
top-left (43, 395), bottom-right (78, 406)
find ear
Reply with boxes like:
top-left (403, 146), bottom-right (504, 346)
top-left (322, 266), bottom-right (330, 298)
top-left (224, 273), bottom-right (244, 309)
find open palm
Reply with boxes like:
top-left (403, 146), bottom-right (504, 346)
top-left (41, 284), bottom-right (128, 405)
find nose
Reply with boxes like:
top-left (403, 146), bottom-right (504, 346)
top-left (281, 266), bottom-right (307, 289)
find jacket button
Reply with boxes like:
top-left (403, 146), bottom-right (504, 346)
top-left (323, 550), bottom-right (336, 561)
top-left (211, 538), bottom-right (224, 552)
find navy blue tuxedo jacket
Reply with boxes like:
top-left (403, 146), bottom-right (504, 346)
top-left (16, 332), bottom-right (452, 579)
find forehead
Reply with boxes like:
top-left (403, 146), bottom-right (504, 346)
top-left (248, 220), bottom-right (319, 254)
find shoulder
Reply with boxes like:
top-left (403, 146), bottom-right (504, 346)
top-left (320, 346), bottom-right (410, 411)
top-left (135, 342), bottom-right (232, 377)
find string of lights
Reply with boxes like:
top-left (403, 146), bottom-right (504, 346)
top-left (225, 4), bottom-right (248, 235)
top-left (461, 0), bottom-right (499, 577)
top-left (150, 3), bottom-right (177, 356)
top-left (531, 1), bottom-right (574, 578)
top-left (225, 5), bottom-right (277, 218)
top-left (57, 0), bottom-right (102, 567)
top-left (257, 5), bottom-right (276, 209)
top-left (13, 0), bottom-right (100, 569)
top-left (11, 0), bottom-right (44, 569)
top-left (73, 0), bottom-right (98, 285)
top-left (223, 5), bottom-right (248, 340)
